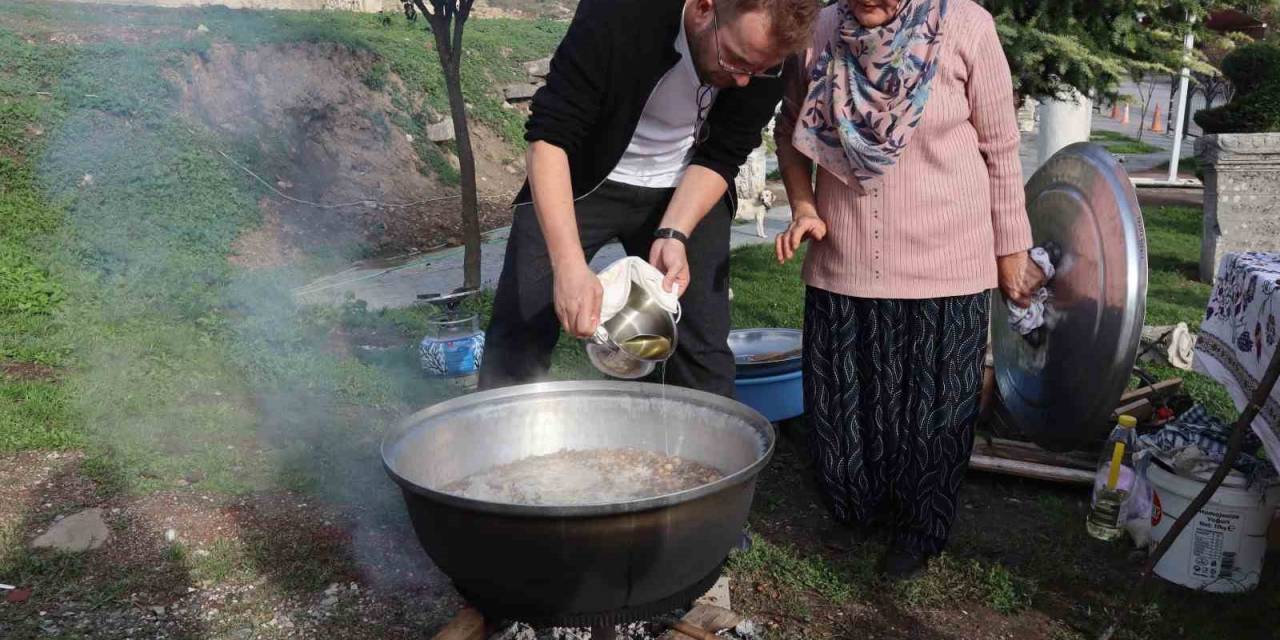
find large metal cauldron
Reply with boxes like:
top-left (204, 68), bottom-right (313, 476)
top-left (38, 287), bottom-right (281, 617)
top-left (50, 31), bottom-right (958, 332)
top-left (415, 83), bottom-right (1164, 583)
top-left (381, 381), bottom-right (775, 627)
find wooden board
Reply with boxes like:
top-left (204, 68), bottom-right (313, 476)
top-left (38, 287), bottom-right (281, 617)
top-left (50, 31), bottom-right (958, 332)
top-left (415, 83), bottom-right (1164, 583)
top-left (1112, 398), bottom-right (1154, 421)
top-left (432, 607), bottom-right (486, 640)
top-left (657, 604), bottom-right (743, 640)
top-left (969, 454), bottom-right (1094, 485)
top-left (973, 438), bottom-right (1095, 470)
top-left (694, 576), bottom-right (731, 610)
top-left (1118, 378), bottom-right (1182, 404)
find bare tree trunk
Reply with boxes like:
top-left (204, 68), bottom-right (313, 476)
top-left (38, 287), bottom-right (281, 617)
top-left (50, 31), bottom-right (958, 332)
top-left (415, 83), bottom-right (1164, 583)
top-left (1135, 76), bottom-right (1156, 144)
top-left (442, 57), bottom-right (481, 289)
top-left (420, 0), bottom-right (481, 290)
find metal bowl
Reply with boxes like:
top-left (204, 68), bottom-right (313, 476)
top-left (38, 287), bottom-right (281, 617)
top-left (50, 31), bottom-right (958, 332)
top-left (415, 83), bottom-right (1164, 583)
top-left (381, 381), bottom-right (775, 626)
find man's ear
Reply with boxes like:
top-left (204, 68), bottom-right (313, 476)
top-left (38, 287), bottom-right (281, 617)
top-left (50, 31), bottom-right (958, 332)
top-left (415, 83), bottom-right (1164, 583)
top-left (689, 0), bottom-right (715, 23)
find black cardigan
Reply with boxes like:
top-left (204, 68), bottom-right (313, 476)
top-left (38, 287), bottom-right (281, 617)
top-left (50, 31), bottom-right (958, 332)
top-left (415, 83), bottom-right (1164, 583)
top-left (515, 0), bottom-right (783, 211)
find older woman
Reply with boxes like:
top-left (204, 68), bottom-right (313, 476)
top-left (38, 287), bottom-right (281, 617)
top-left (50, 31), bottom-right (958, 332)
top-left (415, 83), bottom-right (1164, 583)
top-left (774, 0), bottom-right (1037, 578)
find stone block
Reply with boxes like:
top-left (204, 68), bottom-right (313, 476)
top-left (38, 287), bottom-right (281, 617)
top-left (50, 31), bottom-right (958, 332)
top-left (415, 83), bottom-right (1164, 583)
top-left (426, 117), bottom-right (455, 142)
top-left (1197, 133), bottom-right (1280, 282)
top-left (503, 83), bottom-right (541, 102)
top-left (31, 508), bottom-right (109, 552)
top-left (524, 56), bottom-right (552, 78)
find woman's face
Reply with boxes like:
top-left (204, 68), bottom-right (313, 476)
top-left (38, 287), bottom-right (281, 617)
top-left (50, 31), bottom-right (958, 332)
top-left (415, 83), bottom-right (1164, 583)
top-left (848, 0), bottom-right (901, 27)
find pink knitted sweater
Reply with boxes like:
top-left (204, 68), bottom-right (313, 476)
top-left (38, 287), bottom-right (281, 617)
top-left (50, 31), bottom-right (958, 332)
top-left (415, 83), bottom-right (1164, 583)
top-left (775, 0), bottom-right (1033, 300)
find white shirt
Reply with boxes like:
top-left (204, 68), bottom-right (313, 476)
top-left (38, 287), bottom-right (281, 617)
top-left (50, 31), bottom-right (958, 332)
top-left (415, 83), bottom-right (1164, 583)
top-left (606, 9), bottom-right (717, 189)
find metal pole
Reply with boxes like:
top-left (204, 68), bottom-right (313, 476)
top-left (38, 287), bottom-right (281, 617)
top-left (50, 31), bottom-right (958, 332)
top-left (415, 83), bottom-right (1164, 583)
top-left (1167, 18), bottom-right (1196, 183)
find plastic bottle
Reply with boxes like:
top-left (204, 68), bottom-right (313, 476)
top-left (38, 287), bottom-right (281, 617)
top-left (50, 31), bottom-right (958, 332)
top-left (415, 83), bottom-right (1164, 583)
top-left (1087, 415), bottom-right (1138, 541)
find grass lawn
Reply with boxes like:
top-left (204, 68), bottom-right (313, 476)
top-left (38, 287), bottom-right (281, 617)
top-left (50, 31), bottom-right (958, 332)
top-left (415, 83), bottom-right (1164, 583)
top-left (0, 0), bottom-right (565, 484)
top-left (0, 2), bottom-right (1271, 638)
top-left (1091, 130), bottom-right (1162, 155)
top-left (0, 8), bottom-right (556, 634)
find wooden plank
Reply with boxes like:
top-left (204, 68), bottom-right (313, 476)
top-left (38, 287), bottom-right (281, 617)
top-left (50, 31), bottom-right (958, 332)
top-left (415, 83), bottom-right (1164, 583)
top-left (657, 605), bottom-right (742, 640)
top-left (694, 576), bottom-right (731, 610)
top-left (1118, 378), bottom-right (1182, 404)
top-left (670, 621), bottom-right (719, 640)
top-left (1112, 398), bottom-right (1154, 422)
top-left (973, 439), bottom-right (1095, 471)
top-left (432, 607), bottom-right (486, 640)
top-left (969, 453), bottom-right (1094, 485)
top-left (985, 437), bottom-right (1093, 458)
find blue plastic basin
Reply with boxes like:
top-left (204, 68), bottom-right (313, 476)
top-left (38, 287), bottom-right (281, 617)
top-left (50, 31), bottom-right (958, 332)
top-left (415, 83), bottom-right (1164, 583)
top-left (734, 369), bottom-right (803, 423)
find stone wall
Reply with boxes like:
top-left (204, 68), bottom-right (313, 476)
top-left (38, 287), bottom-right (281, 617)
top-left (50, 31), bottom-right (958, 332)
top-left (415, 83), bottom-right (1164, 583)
top-left (1198, 133), bottom-right (1280, 281)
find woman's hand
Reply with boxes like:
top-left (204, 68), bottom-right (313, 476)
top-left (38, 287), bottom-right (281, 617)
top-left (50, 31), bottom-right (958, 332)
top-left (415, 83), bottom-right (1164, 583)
top-left (997, 251), bottom-right (1042, 308)
top-left (775, 213), bottom-right (827, 264)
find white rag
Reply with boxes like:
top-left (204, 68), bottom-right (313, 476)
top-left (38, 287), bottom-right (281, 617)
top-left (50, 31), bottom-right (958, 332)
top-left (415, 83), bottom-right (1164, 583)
top-left (1140, 323), bottom-right (1197, 371)
top-left (597, 256), bottom-right (681, 326)
top-left (1007, 247), bottom-right (1056, 335)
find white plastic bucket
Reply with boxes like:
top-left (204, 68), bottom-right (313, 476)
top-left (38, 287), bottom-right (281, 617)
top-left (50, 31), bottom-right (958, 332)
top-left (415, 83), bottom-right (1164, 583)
top-left (1147, 463), bottom-right (1280, 592)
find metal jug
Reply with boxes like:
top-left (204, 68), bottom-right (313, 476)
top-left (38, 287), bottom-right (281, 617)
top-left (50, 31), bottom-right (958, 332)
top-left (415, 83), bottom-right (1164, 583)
top-left (585, 284), bottom-right (678, 379)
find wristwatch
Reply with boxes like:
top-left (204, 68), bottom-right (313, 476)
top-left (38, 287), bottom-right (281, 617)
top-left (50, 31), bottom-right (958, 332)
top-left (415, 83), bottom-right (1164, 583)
top-left (653, 228), bottom-right (689, 243)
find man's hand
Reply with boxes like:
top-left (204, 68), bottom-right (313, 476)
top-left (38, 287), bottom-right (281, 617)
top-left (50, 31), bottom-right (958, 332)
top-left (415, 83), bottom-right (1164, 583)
top-left (649, 238), bottom-right (690, 297)
top-left (997, 251), bottom-right (1043, 308)
top-left (553, 260), bottom-right (604, 338)
top-left (775, 213), bottom-right (827, 263)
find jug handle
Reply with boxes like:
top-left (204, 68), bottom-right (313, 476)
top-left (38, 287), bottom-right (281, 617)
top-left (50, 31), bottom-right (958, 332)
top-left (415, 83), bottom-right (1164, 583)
top-left (591, 325), bottom-right (610, 345)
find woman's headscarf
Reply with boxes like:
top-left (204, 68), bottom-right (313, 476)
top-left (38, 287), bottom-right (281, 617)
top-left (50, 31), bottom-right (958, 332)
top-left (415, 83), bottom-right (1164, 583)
top-left (791, 0), bottom-right (949, 187)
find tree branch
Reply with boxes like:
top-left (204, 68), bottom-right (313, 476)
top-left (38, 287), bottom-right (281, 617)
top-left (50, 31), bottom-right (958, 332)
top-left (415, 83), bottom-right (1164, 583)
top-left (1142, 346), bottom-right (1280, 577)
top-left (1099, 343), bottom-right (1280, 640)
top-left (450, 0), bottom-right (473, 61)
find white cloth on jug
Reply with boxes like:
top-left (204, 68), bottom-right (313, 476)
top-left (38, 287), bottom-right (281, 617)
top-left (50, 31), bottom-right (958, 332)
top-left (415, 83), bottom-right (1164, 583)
top-left (597, 256), bottom-right (681, 325)
top-left (1006, 247), bottom-right (1055, 335)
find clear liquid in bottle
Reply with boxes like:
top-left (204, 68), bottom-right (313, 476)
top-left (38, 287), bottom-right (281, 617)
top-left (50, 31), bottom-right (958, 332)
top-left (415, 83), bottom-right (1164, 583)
top-left (1086, 486), bottom-right (1129, 541)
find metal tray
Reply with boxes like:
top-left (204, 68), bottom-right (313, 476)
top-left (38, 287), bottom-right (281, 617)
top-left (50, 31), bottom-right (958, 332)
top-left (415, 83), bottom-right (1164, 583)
top-left (729, 328), bottom-right (803, 378)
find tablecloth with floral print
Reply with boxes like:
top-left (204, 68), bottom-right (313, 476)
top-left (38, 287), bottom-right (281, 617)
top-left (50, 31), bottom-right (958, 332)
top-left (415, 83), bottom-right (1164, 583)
top-left (1195, 252), bottom-right (1280, 475)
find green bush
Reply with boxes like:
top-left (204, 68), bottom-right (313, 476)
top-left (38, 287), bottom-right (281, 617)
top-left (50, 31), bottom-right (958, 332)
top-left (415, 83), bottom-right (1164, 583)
top-left (1194, 43), bottom-right (1280, 134)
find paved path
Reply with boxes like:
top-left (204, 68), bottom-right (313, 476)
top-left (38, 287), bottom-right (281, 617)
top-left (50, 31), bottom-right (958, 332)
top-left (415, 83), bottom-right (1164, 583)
top-left (295, 206), bottom-right (795, 309)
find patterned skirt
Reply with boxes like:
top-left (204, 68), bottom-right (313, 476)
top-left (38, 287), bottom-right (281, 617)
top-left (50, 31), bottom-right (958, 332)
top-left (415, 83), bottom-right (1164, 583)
top-left (803, 287), bottom-right (990, 555)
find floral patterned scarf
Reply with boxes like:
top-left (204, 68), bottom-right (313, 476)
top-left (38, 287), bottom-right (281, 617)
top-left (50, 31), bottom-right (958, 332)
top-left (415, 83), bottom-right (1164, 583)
top-left (792, 0), bottom-right (948, 187)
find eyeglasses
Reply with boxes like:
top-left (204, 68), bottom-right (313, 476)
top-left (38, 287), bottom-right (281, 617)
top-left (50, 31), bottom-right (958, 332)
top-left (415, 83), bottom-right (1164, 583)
top-left (712, 3), bottom-right (784, 79)
top-left (694, 84), bottom-right (715, 145)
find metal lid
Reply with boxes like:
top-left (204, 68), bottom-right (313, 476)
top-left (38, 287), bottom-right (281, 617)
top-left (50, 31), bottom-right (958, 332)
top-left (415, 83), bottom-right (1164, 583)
top-left (993, 143), bottom-right (1148, 452)
top-left (728, 329), bottom-right (803, 378)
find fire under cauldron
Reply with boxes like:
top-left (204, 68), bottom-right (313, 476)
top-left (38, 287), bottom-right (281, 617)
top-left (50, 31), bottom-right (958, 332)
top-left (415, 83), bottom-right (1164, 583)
top-left (382, 381), bottom-right (775, 634)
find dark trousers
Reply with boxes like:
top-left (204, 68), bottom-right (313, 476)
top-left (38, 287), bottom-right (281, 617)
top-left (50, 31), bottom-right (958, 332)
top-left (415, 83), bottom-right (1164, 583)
top-left (478, 180), bottom-right (736, 398)
top-left (803, 288), bottom-right (991, 555)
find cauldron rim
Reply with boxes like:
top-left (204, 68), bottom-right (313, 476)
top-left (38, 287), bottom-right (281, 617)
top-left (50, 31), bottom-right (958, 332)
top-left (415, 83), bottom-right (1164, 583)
top-left (381, 380), bottom-right (776, 518)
